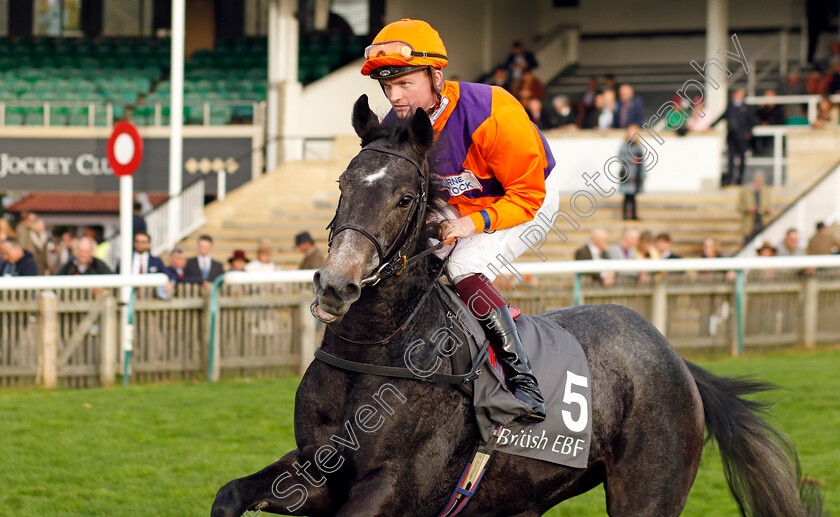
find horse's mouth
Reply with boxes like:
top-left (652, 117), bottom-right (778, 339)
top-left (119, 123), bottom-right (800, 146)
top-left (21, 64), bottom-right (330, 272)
top-left (310, 301), bottom-right (345, 324)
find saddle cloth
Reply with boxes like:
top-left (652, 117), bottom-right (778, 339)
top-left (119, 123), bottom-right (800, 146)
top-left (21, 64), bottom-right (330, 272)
top-left (440, 285), bottom-right (593, 468)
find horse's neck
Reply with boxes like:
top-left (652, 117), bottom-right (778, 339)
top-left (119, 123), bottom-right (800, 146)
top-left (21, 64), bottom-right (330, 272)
top-left (324, 267), bottom-right (449, 365)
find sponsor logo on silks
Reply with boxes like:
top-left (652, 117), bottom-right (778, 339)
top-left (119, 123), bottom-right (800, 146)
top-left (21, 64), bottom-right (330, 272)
top-left (441, 170), bottom-right (482, 197)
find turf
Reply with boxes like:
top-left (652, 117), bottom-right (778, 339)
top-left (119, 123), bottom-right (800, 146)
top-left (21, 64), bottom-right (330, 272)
top-left (0, 349), bottom-right (837, 517)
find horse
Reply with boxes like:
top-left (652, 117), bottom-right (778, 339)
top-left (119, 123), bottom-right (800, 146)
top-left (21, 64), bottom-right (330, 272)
top-left (211, 95), bottom-right (823, 517)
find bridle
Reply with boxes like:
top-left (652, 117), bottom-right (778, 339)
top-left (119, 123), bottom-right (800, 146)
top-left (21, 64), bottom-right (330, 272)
top-left (326, 144), bottom-right (430, 287)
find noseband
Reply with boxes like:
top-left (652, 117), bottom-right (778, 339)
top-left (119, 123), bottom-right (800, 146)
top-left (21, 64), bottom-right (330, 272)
top-left (327, 144), bottom-right (429, 287)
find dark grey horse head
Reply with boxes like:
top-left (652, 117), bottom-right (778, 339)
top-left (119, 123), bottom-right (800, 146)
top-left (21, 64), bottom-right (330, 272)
top-left (312, 94), bottom-right (435, 323)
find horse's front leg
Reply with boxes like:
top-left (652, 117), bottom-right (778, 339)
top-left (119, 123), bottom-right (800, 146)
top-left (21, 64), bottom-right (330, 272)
top-left (211, 449), bottom-right (339, 517)
top-left (334, 462), bottom-right (427, 517)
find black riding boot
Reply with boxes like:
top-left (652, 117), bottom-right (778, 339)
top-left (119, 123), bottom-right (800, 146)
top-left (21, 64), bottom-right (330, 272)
top-left (481, 307), bottom-right (546, 423)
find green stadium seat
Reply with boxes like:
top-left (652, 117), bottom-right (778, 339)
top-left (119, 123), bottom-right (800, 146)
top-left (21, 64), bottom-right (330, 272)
top-left (68, 112), bottom-right (89, 126)
top-left (185, 103), bottom-right (205, 124)
top-left (24, 112), bottom-right (44, 126)
top-left (4, 112), bottom-right (24, 126)
top-left (50, 113), bottom-right (68, 126)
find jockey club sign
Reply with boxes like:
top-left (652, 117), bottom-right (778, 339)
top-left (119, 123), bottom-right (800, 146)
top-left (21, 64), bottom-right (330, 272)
top-left (0, 136), bottom-right (255, 193)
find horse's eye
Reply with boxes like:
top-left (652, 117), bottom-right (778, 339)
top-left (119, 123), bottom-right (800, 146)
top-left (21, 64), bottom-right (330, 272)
top-left (398, 194), bottom-right (414, 208)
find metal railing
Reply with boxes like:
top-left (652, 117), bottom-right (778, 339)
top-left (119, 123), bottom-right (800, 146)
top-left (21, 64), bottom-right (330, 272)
top-left (0, 100), bottom-right (266, 127)
top-left (3, 255), bottom-right (840, 388)
top-left (105, 177), bottom-right (206, 267)
top-left (738, 159), bottom-right (840, 257)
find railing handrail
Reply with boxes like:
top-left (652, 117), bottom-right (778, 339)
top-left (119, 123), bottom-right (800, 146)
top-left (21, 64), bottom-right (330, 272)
top-left (0, 273), bottom-right (168, 291)
top-left (105, 177), bottom-right (206, 265)
top-left (218, 255), bottom-right (840, 286)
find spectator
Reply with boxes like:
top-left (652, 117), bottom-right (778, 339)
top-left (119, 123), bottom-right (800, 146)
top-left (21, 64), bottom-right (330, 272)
top-left (549, 95), bottom-right (577, 129)
top-left (618, 124), bottom-right (646, 220)
top-left (0, 218), bottom-right (15, 241)
top-left (812, 96), bottom-right (839, 128)
top-left (117, 231), bottom-right (169, 276)
top-left (701, 237), bottom-right (723, 258)
top-left (775, 228), bottom-right (804, 256)
top-left (757, 90), bottom-right (786, 125)
top-left (574, 228), bottom-right (609, 260)
top-left (55, 231), bottom-right (75, 269)
top-left (778, 69), bottom-right (807, 120)
top-left (807, 221), bottom-right (840, 254)
top-left (166, 248), bottom-right (201, 284)
top-left (656, 233), bottom-right (681, 259)
top-left (486, 67), bottom-right (512, 93)
top-left (25, 217), bottom-right (51, 275)
top-left (296, 231), bottom-right (325, 270)
top-left (583, 92), bottom-right (603, 129)
top-left (605, 228), bottom-right (641, 280)
top-left (666, 96), bottom-right (691, 133)
top-left (685, 97), bottom-right (712, 132)
top-left (185, 235), bottom-right (224, 283)
top-left (504, 41), bottom-right (538, 85)
top-left (83, 226), bottom-right (110, 264)
top-left (526, 98), bottom-right (554, 130)
top-left (756, 241), bottom-right (776, 256)
top-left (823, 41), bottom-right (840, 71)
top-left (246, 239), bottom-right (278, 272)
top-left (829, 65), bottom-right (840, 95)
top-left (739, 171), bottom-right (771, 245)
top-left (227, 250), bottom-right (249, 272)
top-left (578, 77), bottom-right (600, 128)
top-left (574, 228), bottom-right (614, 286)
top-left (14, 211), bottom-right (35, 251)
top-left (602, 74), bottom-right (617, 94)
top-left (637, 231), bottom-right (660, 259)
top-left (132, 202), bottom-right (147, 237)
top-left (755, 89), bottom-right (785, 155)
top-left (517, 70), bottom-right (544, 102)
top-left (615, 84), bottom-right (644, 128)
top-left (805, 68), bottom-right (827, 95)
top-left (598, 89), bottom-right (617, 131)
top-left (0, 237), bottom-right (38, 276)
top-left (56, 236), bottom-right (111, 275)
top-left (713, 87), bottom-right (757, 186)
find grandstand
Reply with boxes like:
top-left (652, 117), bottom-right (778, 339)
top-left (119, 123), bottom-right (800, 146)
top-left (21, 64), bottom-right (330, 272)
top-left (1, 0), bottom-right (839, 272)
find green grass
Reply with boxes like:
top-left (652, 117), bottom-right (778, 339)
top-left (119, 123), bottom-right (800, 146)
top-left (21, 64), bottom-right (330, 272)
top-left (1, 349), bottom-right (838, 516)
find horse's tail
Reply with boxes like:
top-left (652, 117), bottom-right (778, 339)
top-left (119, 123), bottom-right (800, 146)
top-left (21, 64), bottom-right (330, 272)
top-left (685, 361), bottom-right (824, 517)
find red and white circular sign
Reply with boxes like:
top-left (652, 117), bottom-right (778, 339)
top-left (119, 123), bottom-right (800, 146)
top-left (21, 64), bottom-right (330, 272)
top-left (107, 121), bottom-right (144, 177)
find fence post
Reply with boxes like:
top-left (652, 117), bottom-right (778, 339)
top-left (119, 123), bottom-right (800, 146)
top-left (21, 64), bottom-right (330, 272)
top-left (206, 275), bottom-right (225, 382)
top-left (573, 273), bottom-right (582, 306)
top-left (100, 294), bottom-right (117, 387)
top-left (651, 280), bottom-right (668, 336)
top-left (299, 291), bottom-right (316, 375)
top-left (731, 270), bottom-right (746, 357)
top-left (802, 274), bottom-right (818, 348)
top-left (37, 291), bottom-right (58, 389)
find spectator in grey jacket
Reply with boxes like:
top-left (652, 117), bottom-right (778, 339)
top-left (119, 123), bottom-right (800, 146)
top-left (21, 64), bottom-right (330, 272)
top-left (56, 236), bottom-right (112, 275)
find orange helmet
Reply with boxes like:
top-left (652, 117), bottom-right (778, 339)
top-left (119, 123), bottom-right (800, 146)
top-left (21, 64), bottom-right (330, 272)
top-left (361, 19), bottom-right (448, 80)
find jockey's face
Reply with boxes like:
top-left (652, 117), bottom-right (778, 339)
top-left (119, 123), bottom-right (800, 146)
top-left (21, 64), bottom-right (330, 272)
top-left (379, 69), bottom-right (441, 119)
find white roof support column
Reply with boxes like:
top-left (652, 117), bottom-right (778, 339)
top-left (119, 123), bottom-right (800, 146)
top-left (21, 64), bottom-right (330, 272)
top-left (278, 0), bottom-right (302, 164)
top-left (705, 0), bottom-right (729, 121)
top-left (168, 0), bottom-right (185, 244)
top-left (267, 0), bottom-right (302, 168)
top-left (266, 0), bottom-right (281, 173)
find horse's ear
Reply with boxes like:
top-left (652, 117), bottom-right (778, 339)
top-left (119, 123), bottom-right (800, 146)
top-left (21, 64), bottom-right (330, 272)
top-left (352, 95), bottom-right (379, 140)
top-left (409, 107), bottom-right (434, 153)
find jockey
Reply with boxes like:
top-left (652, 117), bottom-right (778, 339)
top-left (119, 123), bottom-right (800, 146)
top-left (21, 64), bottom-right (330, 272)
top-left (362, 19), bottom-right (562, 423)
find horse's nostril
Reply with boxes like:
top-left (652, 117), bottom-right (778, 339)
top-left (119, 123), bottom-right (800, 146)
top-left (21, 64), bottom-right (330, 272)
top-left (313, 271), bottom-right (322, 292)
top-left (340, 282), bottom-right (361, 301)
